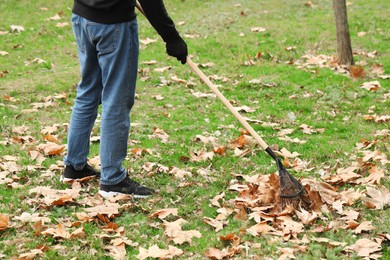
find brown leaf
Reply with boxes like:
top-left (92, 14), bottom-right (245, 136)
top-left (36, 142), bottom-right (65, 156)
top-left (210, 192), bottom-right (225, 208)
top-left (104, 243), bottom-right (126, 259)
top-left (363, 186), bottom-right (390, 209)
top-left (14, 212), bottom-right (51, 224)
top-left (219, 233), bottom-right (241, 247)
top-left (229, 135), bottom-right (252, 149)
top-left (277, 247), bottom-right (296, 260)
top-left (137, 245), bottom-right (183, 260)
top-left (350, 65), bottom-right (366, 79)
top-left (277, 216), bottom-right (304, 239)
top-left (0, 214), bottom-right (10, 231)
top-left (190, 147), bottom-right (214, 162)
top-left (163, 219), bottom-right (202, 245)
top-left (356, 165), bottom-right (385, 185)
top-left (205, 247), bottom-right (232, 260)
top-left (149, 208), bottom-right (178, 220)
top-left (344, 238), bottom-right (382, 257)
top-left (295, 208), bottom-right (318, 225)
top-left (247, 222), bottom-right (279, 236)
top-left (203, 217), bottom-right (228, 232)
top-left (354, 221), bottom-right (376, 234)
top-left (42, 224), bottom-right (71, 239)
top-left (84, 203), bottom-right (120, 219)
top-left (361, 80), bottom-right (381, 91)
top-left (149, 128), bottom-right (169, 143)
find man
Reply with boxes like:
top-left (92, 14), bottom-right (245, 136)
top-left (61, 0), bottom-right (188, 198)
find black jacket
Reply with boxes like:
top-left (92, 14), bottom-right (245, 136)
top-left (72, 0), bottom-right (180, 43)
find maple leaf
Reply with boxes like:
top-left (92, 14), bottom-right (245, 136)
top-left (234, 105), bottom-right (256, 113)
top-left (10, 25), bottom-right (24, 33)
top-left (154, 66), bottom-right (171, 73)
top-left (356, 165), bottom-right (385, 185)
top-left (210, 192), bottom-right (225, 208)
top-left (104, 243), bottom-right (126, 260)
top-left (84, 203), bottom-right (120, 219)
top-left (219, 233), bottom-right (241, 247)
top-left (203, 217), bottom-right (228, 232)
top-left (251, 27), bottom-right (266, 32)
top-left (277, 216), bottom-right (304, 239)
top-left (350, 65), bottom-right (366, 79)
top-left (363, 186), bottom-right (390, 210)
top-left (229, 134), bottom-right (253, 149)
top-left (139, 37), bottom-right (157, 46)
top-left (0, 214), bottom-right (10, 231)
top-left (149, 128), bottom-right (169, 143)
top-left (36, 142), bottom-right (65, 156)
top-left (41, 224), bottom-right (71, 239)
top-left (344, 238), bottom-right (382, 258)
top-left (299, 124), bottom-right (325, 134)
top-left (190, 147), bottom-right (214, 162)
top-left (137, 245), bottom-right (183, 260)
top-left (149, 208), bottom-right (178, 220)
top-left (247, 222), bottom-right (279, 237)
top-left (191, 90), bottom-right (217, 99)
top-left (311, 237), bottom-right (347, 247)
top-left (277, 247), bottom-right (296, 260)
top-left (29, 185), bottom-right (81, 207)
top-left (340, 209), bottom-right (360, 221)
top-left (361, 80), bottom-right (381, 91)
top-left (163, 218), bottom-right (202, 245)
top-left (14, 212), bottom-right (51, 224)
top-left (353, 220), bottom-right (376, 234)
top-left (295, 208), bottom-right (318, 225)
top-left (205, 247), bottom-right (235, 260)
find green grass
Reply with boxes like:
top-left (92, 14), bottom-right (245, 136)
top-left (1, 0), bottom-right (389, 259)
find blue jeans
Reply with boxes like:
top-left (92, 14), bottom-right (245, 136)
top-left (64, 14), bottom-right (139, 185)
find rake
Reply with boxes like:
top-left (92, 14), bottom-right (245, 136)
top-left (135, 2), bottom-right (310, 209)
top-left (186, 59), bottom-right (310, 209)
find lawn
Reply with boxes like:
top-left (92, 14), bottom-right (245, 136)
top-left (0, 0), bottom-right (389, 259)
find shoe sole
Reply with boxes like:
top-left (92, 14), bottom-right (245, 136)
top-left (60, 175), bottom-right (96, 183)
top-left (98, 190), bottom-right (151, 199)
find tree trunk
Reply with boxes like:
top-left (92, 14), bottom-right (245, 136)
top-left (332, 0), bottom-right (354, 66)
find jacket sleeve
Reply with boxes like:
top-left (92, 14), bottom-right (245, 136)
top-left (137, 0), bottom-right (181, 43)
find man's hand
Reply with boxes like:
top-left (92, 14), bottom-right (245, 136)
top-left (166, 36), bottom-right (188, 64)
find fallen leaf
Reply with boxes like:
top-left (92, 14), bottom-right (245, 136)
top-left (163, 218), bottom-right (202, 245)
top-left (251, 27), bottom-right (266, 32)
top-left (149, 208), bottom-right (178, 220)
top-left (361, 81), bottom-right (381, 91)
top-left (205, 247), bottom-right (233, 260)
top-left (0, 214), bottom-right (10, 231)
top-left (295, 208), bottom-right (318, 225)
top-left (344, 238), bottom-right (382, 257)
top-left (139, 37), bottom-right (157, 46)
top-left (137, 245), bottom-right (183, 260)
top-left (354, 221), bottom-right (376, 234)
top-left (203, 217), bottom-right (228, 232)
top-left (10, 25), bottom-right (24, 33)
top-left (247, 222), bottom-right (279, 236)
top-left (190, 147), bottom-right (214, 162)
top-left (42, 224), bottom-right (71, 239)
top-left (363, 186), bottom-right (390, 209)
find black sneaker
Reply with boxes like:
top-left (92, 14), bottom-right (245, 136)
top-left (98, 176), bottom-right (154, 199)
top-left (61, 164), bottom-right (100, 182)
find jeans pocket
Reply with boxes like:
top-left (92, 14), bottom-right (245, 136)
top-left (71, 14), bottom-right (85, 53)
top-left (91, 23), bottom-right (119, 55)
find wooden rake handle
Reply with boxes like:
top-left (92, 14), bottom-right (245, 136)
top-left (186, 57), bottom-right (270, 151)
top-left (135, 2), bottom-right (269, 151)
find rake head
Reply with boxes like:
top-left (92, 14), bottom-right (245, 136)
top-left (266, 148), bottom-right (311, 210)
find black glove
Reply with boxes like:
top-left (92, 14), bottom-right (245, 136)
top-left (166, 36), bottom-right (188, 64)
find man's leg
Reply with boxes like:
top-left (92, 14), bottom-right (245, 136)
top-left (64, 14), bottom-right (102, 175)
